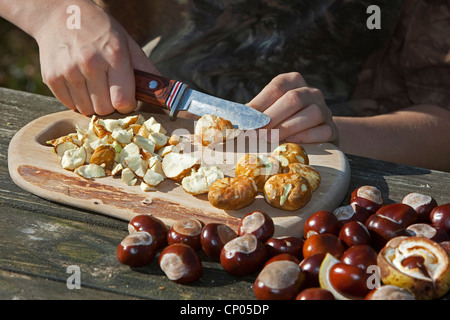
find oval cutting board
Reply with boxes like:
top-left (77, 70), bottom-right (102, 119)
top-left (8, 110), bottom-right (350, 237)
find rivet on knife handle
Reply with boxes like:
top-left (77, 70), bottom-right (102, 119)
top-left (134, 69), bottom-right (187, 118)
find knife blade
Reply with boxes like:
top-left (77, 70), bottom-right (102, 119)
top-left (134, 69), bottom-right (271, 130)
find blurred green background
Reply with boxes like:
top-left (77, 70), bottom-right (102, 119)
top-left (0, 18), bottom-right (52, 96)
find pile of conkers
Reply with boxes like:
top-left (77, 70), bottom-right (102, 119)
top-left (116, 185), bottom-right (450, 300)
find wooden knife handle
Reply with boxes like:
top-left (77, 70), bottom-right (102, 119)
top-left (134, 69), bottom-right (186, 112)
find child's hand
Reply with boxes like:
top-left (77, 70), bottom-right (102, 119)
top-left (248, 72), bottom-right (338, 145)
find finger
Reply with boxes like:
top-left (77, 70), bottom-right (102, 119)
top-left (248, 72), bottom-right (307, 112)
top-left (108, 65), bottom-right (136, 114)
top-left (285, 123), bottom-right (335, 144)
top-left (85, 71), bottom-right (115, 116)
top-left (271, 103), bottom-right (327, 141)
top-left (263, 87), bottom-right (322, 130)
top-left (127, 33), bottom-right (160, 75)
top-left (106, 38), bottom-right (136, 114)
top-left (44, 74), bottom-right (76, 111)
top-left (64, 66), bottom-right (95, 115)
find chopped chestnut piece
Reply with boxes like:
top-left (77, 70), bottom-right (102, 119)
top-left (220, 234), bottom-right (268, 276)
top-left (128, 214), bottom-right (168, 250)
top-left (402, 192), bottom-right (437, 223)
top-left (254, 260), bottom-right (305, 300)
top-left (303, 210), bottom-right (340, 238)
top-left (302, 233), bottom-right (345, 259)
top-left (201, 223), bottom-right (237, 259)
top-left (350, 185), bottom-right (384, 214)
top-left (265, 236), bottom-right (304, 260)
top-left (296, 287), bottom-right (335, 300)
top-left (338, 221), bottom-right (372, 247)
top-left (159, 243), bottom-right (203, 284)
top-left (117, 231), bottom-right (157, 267)
top-left (167, 218), bottom-right (204, 250)
top-left (238, 211), bottom-right (274, 243)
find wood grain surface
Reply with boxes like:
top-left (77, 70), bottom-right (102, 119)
top-left (8, 110), bottom-right (350, 237)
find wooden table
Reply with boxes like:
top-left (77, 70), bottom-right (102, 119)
top-left (1, 87), bottom-right (449, 301)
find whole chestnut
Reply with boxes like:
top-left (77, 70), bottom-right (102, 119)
top-left (264, 253), bottom-right (300, 266)
top-left (299, 253), bottom-right (326, 288)
top-left (117, 231), bottom-right (157, 267)
top-left (167, 218), bottom-right (204, 250)
top-left (333, 204), bottom-right (370, 227)
top-left (329, 262), bottom-right (371, 298)
top-left (220, 234), bottom-right (268, 276)
top-left (265, 236), bottom-right (304, 260)
top-left (296, 287), bottom-right (335, 300)
top-left (375, 203), bottom-right (418, 228)
top-left (402, 192), bottom-right (437, 223)
top-left (159, 243), bottom-right (203, 284)
top-left (238, 211), bottom-right (274, 243)
top-left (350, 185), bottom-right (384, 214)
top-left (365, 204), bottom-right (417, 250)
top-left (128, 214), bottom-right (168, 249)
top-left (201, 223), bottom-right (237, 259)
top-left (430, 203), bottom-right (450, 234)
top-left (338, 221), bottom-right (371, 247)
top-left (406, 223), bottom-right (449, 243)
top-left (340, 245), bottom-right (378, 271)
top-left (302, 233), bottom-right (345, 259)
top-left (254, 260), bottom-right (305, 300)
top-left (303, 210), bottom-right (340, 238)
top-left (365, 285), bottom-right (415, 300)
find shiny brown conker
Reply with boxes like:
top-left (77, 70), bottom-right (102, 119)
top-left (338, 221), bottom-right (372, 247)
top-left (200, 223), bottom-right (237, 259)
top-left (117, 231), bottom-right (157, 267)
top-left (254, 260), bottom-right (305, 300)
top-left (302, 233), bottom-right (345, 259)
top-left (329, 262), bottom-right (371, 298)
top-left (220, 234), bottom-right (268, 276)
top-left (158, 243), bottom-right (203, 284)
top-left (303, 210), bottom-right (340, 238)
top-left (296, 287), bottom-right (335, 300)
top-left (238, 211), bottom-right (274, 243)
top-left (128, 214), bottom-right (168, 249)
top-left (167, 218), bottom-right (204, 250)
top-left (265, 236), bottom-right (304, 260)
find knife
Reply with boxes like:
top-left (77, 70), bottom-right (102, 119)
top-left (134, 69), bottom-right (271, 130)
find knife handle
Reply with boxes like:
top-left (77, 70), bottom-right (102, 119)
top-left (134, 69), bottom-right (186, 114)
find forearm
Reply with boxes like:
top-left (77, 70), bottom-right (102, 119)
top-left (0, 0), bottom-right (92, 38)
top-left (334, 104), bottom-right (450, 172)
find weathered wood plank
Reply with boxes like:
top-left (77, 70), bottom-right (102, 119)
top-left (1, 87), bottom-right (449, 300)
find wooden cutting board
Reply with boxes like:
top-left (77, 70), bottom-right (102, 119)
top-left (8, 110), bottom-right (350, 237)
